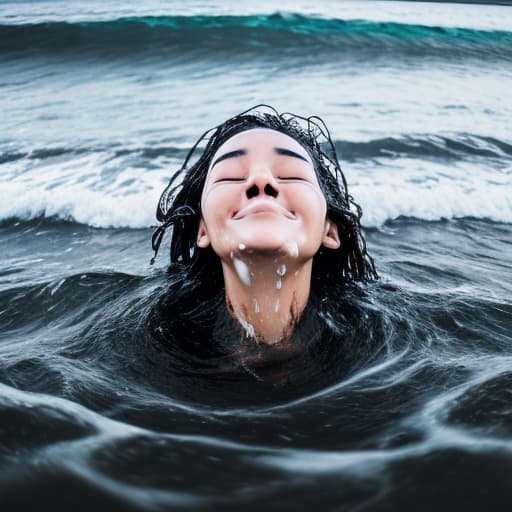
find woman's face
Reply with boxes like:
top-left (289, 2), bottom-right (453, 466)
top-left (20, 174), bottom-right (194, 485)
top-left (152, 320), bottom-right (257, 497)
top-left (197, 128), bottom-right (340, 262)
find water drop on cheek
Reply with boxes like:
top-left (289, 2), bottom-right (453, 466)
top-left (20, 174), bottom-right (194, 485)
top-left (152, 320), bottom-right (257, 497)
top-left (274, 299), bottom-right (280, 313)
top-left (276, 279), bottom-right (282, 290)
top-left (253, 298), bottom-right (260, 313)
top-left (276, 264), bottom-right (287, 277)
top-left (239, 243), bottom-right (246, 251)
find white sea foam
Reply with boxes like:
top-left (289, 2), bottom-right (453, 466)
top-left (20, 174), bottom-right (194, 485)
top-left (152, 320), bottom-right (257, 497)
top-left (353, 179), bottom-right (512, 228)
top-left (349, 158), bottom-right (512, 227)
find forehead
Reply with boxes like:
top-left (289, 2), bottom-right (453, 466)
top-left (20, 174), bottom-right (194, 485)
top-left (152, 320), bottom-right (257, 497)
top-left (209, 128), bottom-right (313, 166)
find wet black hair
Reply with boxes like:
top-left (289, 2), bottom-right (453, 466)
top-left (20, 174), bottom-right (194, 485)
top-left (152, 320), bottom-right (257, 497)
top-left (151, 105), bottom-right (378, 293)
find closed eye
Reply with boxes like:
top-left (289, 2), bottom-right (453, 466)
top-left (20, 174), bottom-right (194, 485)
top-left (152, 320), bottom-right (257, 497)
top-left (214, 177), bottom-right (246, 183)
top-left (278, 176), bottom-right (308, 181)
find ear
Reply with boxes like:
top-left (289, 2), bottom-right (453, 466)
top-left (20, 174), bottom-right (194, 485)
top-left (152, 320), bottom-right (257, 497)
top-left (197, 219), bottom-right (210, 248)
top-left (321, 219), bottom-right (341, 250)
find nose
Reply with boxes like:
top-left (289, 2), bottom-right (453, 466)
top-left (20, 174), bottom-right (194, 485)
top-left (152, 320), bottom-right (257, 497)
top-left (245, 173), bottom-right (278, 199)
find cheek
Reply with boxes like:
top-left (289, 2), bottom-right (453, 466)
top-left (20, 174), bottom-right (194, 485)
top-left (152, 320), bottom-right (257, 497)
top-left (201, 188), bottom-right (237, 231)
top-left (293, 187), bottom-right (327, 226)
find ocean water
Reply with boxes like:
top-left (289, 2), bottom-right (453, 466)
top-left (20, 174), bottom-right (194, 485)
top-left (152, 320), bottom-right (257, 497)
top-left (1, 0), bottom-right (512, 510)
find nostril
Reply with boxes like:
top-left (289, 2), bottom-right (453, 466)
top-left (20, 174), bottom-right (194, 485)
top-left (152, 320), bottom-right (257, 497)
top-left (246, 184), bottom-right (259, 199)
top-left (264, 184), bottom-right (278, 198)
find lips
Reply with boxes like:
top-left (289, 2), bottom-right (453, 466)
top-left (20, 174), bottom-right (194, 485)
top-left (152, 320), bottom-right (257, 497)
top-left (233, 199), bottom-right (296, 220)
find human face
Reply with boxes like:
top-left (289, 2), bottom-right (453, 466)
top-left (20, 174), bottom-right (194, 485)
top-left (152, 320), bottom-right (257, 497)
top-left (197, 128), bottom-right (340, 262)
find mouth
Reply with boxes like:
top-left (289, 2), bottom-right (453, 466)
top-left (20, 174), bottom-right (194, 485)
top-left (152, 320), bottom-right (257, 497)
top-left (233, 200), bottom-right (296, 220)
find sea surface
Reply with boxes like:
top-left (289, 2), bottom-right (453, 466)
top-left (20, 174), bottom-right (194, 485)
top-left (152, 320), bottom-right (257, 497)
top-left (1, 1), bottom-right (512, 510)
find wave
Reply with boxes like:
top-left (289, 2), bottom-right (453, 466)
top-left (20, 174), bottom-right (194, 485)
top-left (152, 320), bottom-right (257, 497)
top-left (1, 130), bottom-right (511, 229)
top-left (2, 134), bottom-right (511, 166)
top-left (0, 171), bottom-right (510, 229)
top-left (0, 145), bottom-right (187, 165)
top-left (335, 134), bottom-right (512, 161)
top-left (1, 14), bottom-right (511, 60)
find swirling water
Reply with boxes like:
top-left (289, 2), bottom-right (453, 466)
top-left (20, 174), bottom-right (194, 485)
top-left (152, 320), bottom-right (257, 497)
top-left (1, 1), bottom-right (512, 510)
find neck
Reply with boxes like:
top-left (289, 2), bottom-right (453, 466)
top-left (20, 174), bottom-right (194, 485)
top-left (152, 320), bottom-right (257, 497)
top-left (221, 253), bottom-right (313, 345)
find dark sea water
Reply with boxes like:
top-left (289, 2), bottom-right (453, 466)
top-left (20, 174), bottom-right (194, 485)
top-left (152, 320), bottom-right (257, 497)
top-left (1, 1), bottom-right (512, 510)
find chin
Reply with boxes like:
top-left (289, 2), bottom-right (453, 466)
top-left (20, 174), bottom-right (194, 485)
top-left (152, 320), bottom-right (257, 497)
top-left (240, 238), bottom-right (287, 253)
top-left (237, 238), bottom-right (309, 258)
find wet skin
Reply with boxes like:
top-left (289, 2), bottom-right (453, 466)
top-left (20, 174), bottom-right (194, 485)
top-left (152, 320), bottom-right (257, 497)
top-left (197, 128), bottom-right (340, 260)
top-left (196, 128), bottom-right (340, 344)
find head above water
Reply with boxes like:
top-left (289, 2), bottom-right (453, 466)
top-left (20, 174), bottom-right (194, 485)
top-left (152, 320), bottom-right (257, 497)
top-left (197, 127), bottom-right (342, 270)
top-left (152, 105), bottom-right (378, 290)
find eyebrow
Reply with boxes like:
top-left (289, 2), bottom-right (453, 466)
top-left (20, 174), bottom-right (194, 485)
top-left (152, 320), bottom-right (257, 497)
top-left (211, 147), bottom-right (310, 169)
top-left (211, 149), bottom-right (247, 169)
top-left (274, 147), bottom-right (310, 163)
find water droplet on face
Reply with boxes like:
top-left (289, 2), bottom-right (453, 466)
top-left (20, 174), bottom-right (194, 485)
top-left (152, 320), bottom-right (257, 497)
top-left (231, 253), bottom-right (251, 286)
top-left (253, 298), bottom-right (260, 313)
top-left (274, 299), bottom-right (280, 313)
top-left (276, 264), bottom-right (287, 277)
top-left (276, 279), bottom-right (282, 290)
top-left (285, 240), bottom-right (299, 258)
top-left (239, 243), bottom-right (246, 251)
top-left (239, 317), bottom-right (255, 337)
